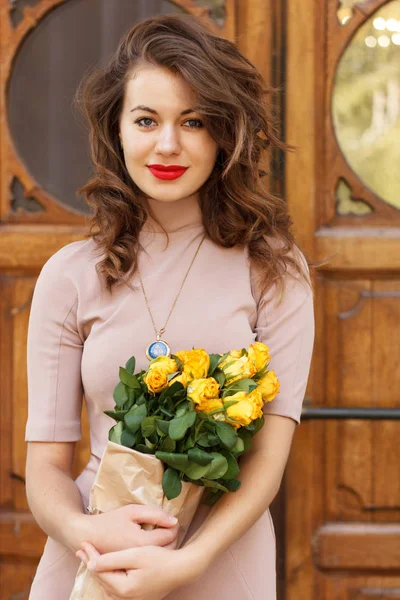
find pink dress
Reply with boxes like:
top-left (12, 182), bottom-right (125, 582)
top-left (25, 211), bottom-right (314, 599)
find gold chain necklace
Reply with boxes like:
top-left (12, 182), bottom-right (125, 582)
top-left (137, 234), bottom-right (206, 360)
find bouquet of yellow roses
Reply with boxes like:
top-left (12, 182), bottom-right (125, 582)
top-left (69, 342), bottom-right (279, 600)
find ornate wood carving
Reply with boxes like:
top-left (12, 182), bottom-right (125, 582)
top-left (0, 0), bottom-right (236, 226)
top-left (319, 0), bottom-right (400, 227)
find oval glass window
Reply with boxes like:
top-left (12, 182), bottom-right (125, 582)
top-left (332, 0), bottom-right (400, 209)
top-left (7, 0), bottom-right (184, 215)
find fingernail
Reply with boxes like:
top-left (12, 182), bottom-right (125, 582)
top-left (87, 560), bottom-right (96, 571)
top-left (168, 516), bottom-right (178, 524)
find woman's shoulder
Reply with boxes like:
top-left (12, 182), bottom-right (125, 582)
top-left (36, 238), bottom-right (104, 297)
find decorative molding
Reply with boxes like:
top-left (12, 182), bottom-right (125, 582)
top-left (8, 0), bottom-right (40, 29)
top-left (338, 289), bottom-right (400, 320)
top-left (1, 0), bottom-right (236, 225)
top-left (10, 177), bottom-right (45, 215)
top-left (337, 1), bottom-right (369, 26)
top-left (335, 178), bottom-right (373, 217)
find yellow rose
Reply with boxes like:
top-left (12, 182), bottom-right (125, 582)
top-left (199, 398), bottom-right (224, 415)
top-left (187, 377), bottom-right (220, 410)
top-left (175, 349), bottom-right (210, 379)
top-left (148, 356), bottom-right (178, 375)
top-left (248, 342), bottom-right (271, 373)
top-left (219, 351), bottom-right (257, 384)
top-left (143, 367), bottom-right (169, 394)
top-left (225, 390), bottom-right (264, 428)
top-left (257, 370), bottom-right (280, 402)
top-left (168, 371), bottom-right (190, 389)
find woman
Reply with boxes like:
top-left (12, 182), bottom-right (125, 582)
top-left (25, 13), bottom-right (315, 600)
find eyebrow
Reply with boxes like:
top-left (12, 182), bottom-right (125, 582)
top-left (130, 105), bottom-right (197, 116)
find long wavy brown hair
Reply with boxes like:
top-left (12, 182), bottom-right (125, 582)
top-left (76, 13), bottom-right (320, 300)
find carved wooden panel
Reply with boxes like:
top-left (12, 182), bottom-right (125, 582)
top-left (0, 0), bottom-right (236, 225)
top-left (319, 0), bottom-right (400, 227)
top-left (0, 274), bottom-right (90, 594)
top-left (322, 277), bottom-right (400, 523)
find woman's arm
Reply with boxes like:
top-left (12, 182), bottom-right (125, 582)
top-left (182, 414), bottom-right (296, 566)
top-left (26, 441), bottom-right (179, 554)
top-left (26, 441), bottom-right (90, 553)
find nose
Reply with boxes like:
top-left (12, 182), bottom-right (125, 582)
top-left (154, 124), bottom-right (181, 156)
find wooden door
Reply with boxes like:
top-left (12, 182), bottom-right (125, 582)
top-left (285, 0), bottom-right (400, 598)
top-left (0, 1), bottom-right (281, 597)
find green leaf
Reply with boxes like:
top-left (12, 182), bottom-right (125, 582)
top-left (145, 438), bottom-right (156, 450)
top-left (224, 478), bottom-right (242, 492)
top-left (215, 422), bottom-right (238, 450)
top-left (230, 436), bottom-right (245, 454)
top-left (205, 452), bottom-right (228, 479)
top-left (135, 444), bottom-right (154, 454)
top-left (109, 421), bottom-right (124, 444)
top-left (239, 429), bottom-right (253, 452)
top-left (168, 380), bottom-right (186, 396)
top-left (155, 419), bottom-right (170, 434)
top-left (155, 452), bottom-right (189, 471)
top-left (124, 403), bottom-right (147, 433)
top-left (197, 433), bottom-right (213, 448)
top-left (167, 371), bottom-right (180, 382)
top-left (113, 381), bottom-right (129, 408)
top-left (162, 468), bottom-right (182, 500)
top-left (141, 416), bottom-right (157, 438)
top-left (222, 400), bottom-right (240, 410)
top-left (184, 461), bottom-right (211, 480)
top-left (176, 402), bottom-right (190, 417)
top-left (203, 489), bottom-right (224, 505)
top-left (125, 356), bottom-right (136, 374)
top-left (183, 434), bottom-right (195, 451)
top-left (223, 378), bottom-right (257, 396)
top-left (200, 478), bottom-right (229, 493)
top-left (213, 368), bottom-right (226, 388)
top-left (159, 437), bottom-right (176, 452)
top-left (104, 409), bottom-right (128, 422)
top-left (220, 451), bottom-right (240, 479)
top-left (121, 428), bottom-right (137, 448)
top-left (168, 411), bottom-right (197, 441)
top-left (208, 354), bottom-right (221, 377)
top-left (217, 351), bottom-right (231, 366)
top-left (119, 367), bottom-right (141, 390)
top-left (171, 353), bottom-right (183, 370)
top-left (188, 447), bottom-right (213, 466)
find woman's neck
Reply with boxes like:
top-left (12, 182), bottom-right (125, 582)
top-left (143, 194), bottom-right (203, 233)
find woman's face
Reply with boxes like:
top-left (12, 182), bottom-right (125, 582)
top-left (119, 64), bottom-right (218, 204)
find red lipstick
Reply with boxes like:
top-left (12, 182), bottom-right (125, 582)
top-left (147, 164), bottom-right (188, 181)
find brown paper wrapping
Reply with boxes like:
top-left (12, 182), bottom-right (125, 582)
top-left (69, 441), bottom-right (204, 600)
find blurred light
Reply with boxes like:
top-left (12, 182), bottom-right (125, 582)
top-left (386, 18), bottom-right (398, 32)
top-left (337, 8), bottom-right (353, 25)
top-left (392, 33), bottom-right (400, 45)
top-left (365, 36), bottom-right (377, 48)
top-left (373, 17), bottom-right (386, 30)
top-left (378, 34), bottom-right (391, 47)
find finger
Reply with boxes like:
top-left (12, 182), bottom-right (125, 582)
top-left (75, 550), bottom-right (88, 562)
top-left (137, 524), bottom-right (178, 547)
top-left (130, 504), bottom-right (178, 528)
top-left (81, 542), bottom-right (101, 571)
top-left (85, 547), bottom-right (140, 572)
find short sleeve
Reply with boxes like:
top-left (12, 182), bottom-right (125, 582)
top-left (252, 248), bottom-right (315, 425)
top-left (25, 248), bottom-right (84, 441)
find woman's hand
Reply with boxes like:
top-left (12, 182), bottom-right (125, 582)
top-left (76, 540), bottom-right (206, 600)
top-left (75, 505), bottom-right (180, 555)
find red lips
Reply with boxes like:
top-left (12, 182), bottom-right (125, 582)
top-left (147, 164), bottom-right (188, 181)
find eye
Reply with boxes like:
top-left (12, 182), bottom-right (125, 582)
top-left (135, 117), bottom-right (155, 128)
top-left (184, 119), bottom-right (203, 129)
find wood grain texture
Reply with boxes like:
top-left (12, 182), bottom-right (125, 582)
top-left (314, 523), bottom-right (400, 570)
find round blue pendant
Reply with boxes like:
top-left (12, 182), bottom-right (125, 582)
top-left (146, 340), bottom-right (171, 360)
